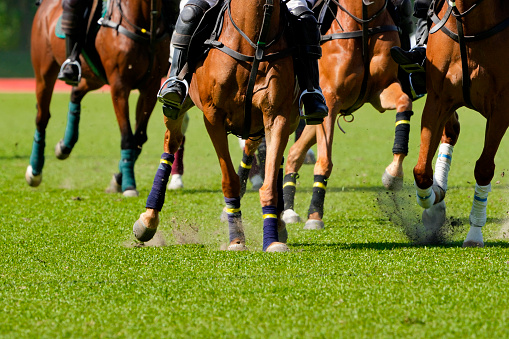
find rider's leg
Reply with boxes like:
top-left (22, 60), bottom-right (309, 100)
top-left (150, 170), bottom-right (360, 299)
top-left (158, 0), bottom-right (213, 118)
top-left (58, 0), bottom-right (91, 86)
top-left (287, 0), bottom-right (328, 125)
top-left (390, 0), bottom-right (431, 72)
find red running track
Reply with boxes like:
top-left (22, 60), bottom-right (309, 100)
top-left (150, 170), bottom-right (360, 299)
top-left (0, 78), bottom-right (111, 93)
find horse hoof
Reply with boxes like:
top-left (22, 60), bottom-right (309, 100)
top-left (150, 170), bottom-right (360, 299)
top-left (25, 165), bottom-right (42, 187)
top-left (227, 243), bottom-right (248, 251)
top-left (265, 242), bottom-right (290, 252)
top-left (133, 219), bottom-right (157, 242)
top-left (220, 207), bottom-right (228, 222)
top-left (282, 209), bottom-right (302, 224)
top-left (123, 189), bottom-right (139, 197)
top-left (422, 200), bottom-right (446, 231)
top-left (304, 149), bottom-right (316, 164)
top-left (168, 174), bottom-right (184, 190)
top-left (54, 139), bottom-right (71, 160)
top-left (105, 174), bottom-right (122, 194)
top-left (250, 174), bottom-right (263, 190)
top-left (278, 220), bottom-right (288, 244)
top-left (382, 170), bottom-right (403, 191)
top-left (304, 219), bottom-right (324, 230)
top-left (462, 240), bottom-right (484, 248)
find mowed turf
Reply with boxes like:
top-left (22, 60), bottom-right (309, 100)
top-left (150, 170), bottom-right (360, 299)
top-left (1, 92), bottom-right (508, 338)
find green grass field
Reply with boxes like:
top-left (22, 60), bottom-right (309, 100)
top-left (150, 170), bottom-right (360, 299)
top-left (1, 92), bottom-right (508, 338)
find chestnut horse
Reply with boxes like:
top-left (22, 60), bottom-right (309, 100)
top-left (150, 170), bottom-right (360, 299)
top-left (133, 0), bottom-right (299, 251)
top-left (26, 0), bottom-right (175, 196)
top-left (414, 0), bottom-right (509, 247)
top-left (282, 0), bottom-right (413, 229)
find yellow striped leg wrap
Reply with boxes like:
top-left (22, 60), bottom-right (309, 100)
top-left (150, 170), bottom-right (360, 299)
top-left (263, 214), bottom-right (278, 219)
top-left (160, 158), bottom-right (173, 166)
top-left (240, 161), bottom-right (252, 169)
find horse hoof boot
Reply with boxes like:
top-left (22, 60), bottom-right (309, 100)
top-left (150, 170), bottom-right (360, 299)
top-left (55, 139), bottom-right (71, 160)
top-left (133, 219), bottom-right (157, 242)
top-left (265, 242), bottom-right (290, 252)
top-left (168, 174), bottom-right (184, 190)
top-left (304, 149), bottom-right (316, 164)
top-left (462, 240), bottom-right (484, 248)
top-left (282, 209), bottom-right (302, 224)
top-left (422, 200), bottom-right (446, 231)
top-left (227, 241), bottom-right (248, 251)
top-left (123, 189), bottom-right (139, 197)
top-left (304, 219), bottom-right (324, 230)
top-left (382, 170), bottom-right (403, 191)
top-left (25, 165), bottom-right (42, 187)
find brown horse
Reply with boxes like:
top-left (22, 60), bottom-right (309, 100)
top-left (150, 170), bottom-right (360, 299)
top-left (413, 0), bottom-right (509, 247)
top-left (25, 0), bottom-right (175, 196)
top-left (282, 0), bottom-right (413, 229)
top-left (133, 0), bottom-right (299, 251)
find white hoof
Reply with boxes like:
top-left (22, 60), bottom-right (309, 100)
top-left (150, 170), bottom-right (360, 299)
top-left (227, 243), bottom-right (248, 251)
top-left (105, 175), bottom-right (122, 194)
top-left (168, 174), bottom-right (184, 190)
top-left (422, 200), bottom-right (446, 231)
top-left (304, 219), bottom-right (324, 230)
top-left (382, 170), bottom-right (403, 191)
top-left (123, 189), bottom-right (139, 197)
top-left (282, 209), bottom-right (302, 224)
top-left (265, 242), bottom-right (290, 252)
top-left (304, 149), bottom-right (316, 164)
top-left (54, 139), bottom-right (70, 160)
top-left (133, 218), bottom-right (157, 242)
top-left (250, 174), bottom-right (263, 190)
top-left (25, 165), bottom-right (42, 187)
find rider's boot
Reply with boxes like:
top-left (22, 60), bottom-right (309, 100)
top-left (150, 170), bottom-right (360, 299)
top-left (158, 0), bottom-right (210, 119)
top-left (58, 34), bottom-right (83, 86)
top-left (390, 16), bottom-right (428, 74)
top-left (289, 6), bottom-right (328, 125)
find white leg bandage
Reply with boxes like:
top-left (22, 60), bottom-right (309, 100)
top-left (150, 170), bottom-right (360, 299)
top-left (415, 182), bottom-right (436, 209)
top-left (469, 183), bottom-right (491, 227)
top-left (434, 143), bottom-right (453, 192)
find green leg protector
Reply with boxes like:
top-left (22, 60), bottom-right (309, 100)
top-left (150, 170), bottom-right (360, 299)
top-left (63, 102), bottom-right (81, 149)
top-left (30, 130), bottom-right (46, 176)
top-left (119, 149), bottom-right (137, 192)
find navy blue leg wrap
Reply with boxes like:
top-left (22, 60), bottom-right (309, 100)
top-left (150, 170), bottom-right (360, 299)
top-left (283, 173), bottom-right (299, 210)
top-left (238, 150), bottom-right (254, 198)
top-left (307, 175), bottom-right (328, 218)
top-left (392, 111), bottom-right (413, 155)
top-left (146, 153), bottom-right (174, 211)
top-left (262, 205), bottom-right (279, 251)
top-left (30, 130), bottom-right (46, 175)
top-left (225, 196), bottom-right (243, 242)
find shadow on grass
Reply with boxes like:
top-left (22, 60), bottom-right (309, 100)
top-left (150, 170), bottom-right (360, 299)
top-left (289, 240), bottom-right (509, 250)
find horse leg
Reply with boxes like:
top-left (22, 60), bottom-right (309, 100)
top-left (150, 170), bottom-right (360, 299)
top-left (108, 83), bottom-right (139, 197)
top-left (281, 124), bottom-right (317, 224)
top-left (304, 111), bottom-right (336, 230)
top-left (168, 113), bottom-right (189, 190)
top-left (378, 82), bottom-right (414, 191)
top-left (54, 81), bottom-right (97, 159)
top-left (261, 114), bottom-right (291, 252)
top-left (421, 112), bottom-right (461, 231)
top-left (463, 112), bottom-right (509, 247)
top-left (26, 51), bottom-right (60, 186)
top-left (133, 117), bottom-right (185, 242)
top-left (237, 138), bottom-right (262, 197)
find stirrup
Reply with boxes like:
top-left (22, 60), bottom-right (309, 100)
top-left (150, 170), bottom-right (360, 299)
top-left (157, 77), bottom-right (189, 119)
top-left (58, 59), bottom-right (82, 86)
top-left (298, 88), bottom-right (328, 119)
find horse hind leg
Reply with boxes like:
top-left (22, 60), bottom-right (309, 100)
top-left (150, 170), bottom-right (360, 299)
top-left (463, 112), bottom-right (509, 248)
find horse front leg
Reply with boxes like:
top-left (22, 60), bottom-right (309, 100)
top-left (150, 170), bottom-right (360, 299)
top-left (237, 137), bottom-right (262, 197)
top-left (304, 109), bottom-right (336, 231)
top-left (281, 123), bottom-right (317, 224)
top-left (261, 114), bottom-right (291, 252)
top-left (463, 111), bottom-right (509, 247)
top-left (378, 81), bottom-right (413, 191)
top-left (54, 80), bottom-right (99, 160)
top-left (133, 116), bottom-right (184, 242)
